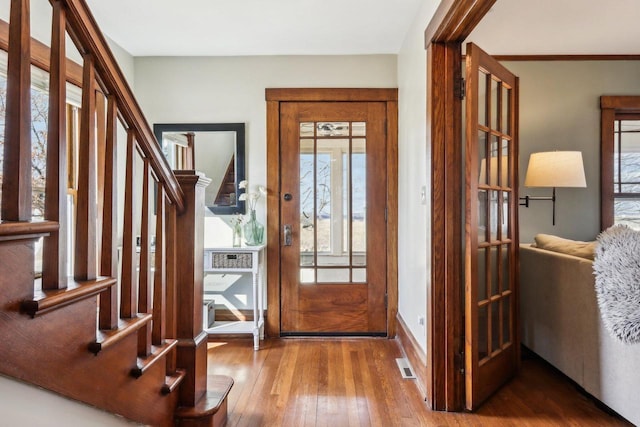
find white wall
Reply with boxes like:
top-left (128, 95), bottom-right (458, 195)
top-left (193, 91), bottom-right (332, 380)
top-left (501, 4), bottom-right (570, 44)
top-left (502, 60), bottom-right (640, 242)
top-left (396, 1), bottom-right (440, 353)
top-left (108, 35), bottom-right (135, 89)
top-left (134, 56), bottom-right (397, 219)
top-left (0, 375), bottom-right (138, 426)
top-left (134, 54), bottom-right (397, 308)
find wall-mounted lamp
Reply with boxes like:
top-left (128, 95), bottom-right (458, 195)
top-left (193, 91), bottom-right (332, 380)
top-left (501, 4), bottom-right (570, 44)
top-left (519, 151), bottom-right (586, 225)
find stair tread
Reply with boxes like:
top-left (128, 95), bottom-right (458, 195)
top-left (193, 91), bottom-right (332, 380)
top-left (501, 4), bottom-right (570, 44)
top-left (89, 314), bottom-right (152, 355)
top-left (175, 375), bottom-right (234, 418)
top-left (162, 369), bottom-right (187, 395)
top-left (22, 277), bottom-right (116, 317)
top-left (131, 339), bottom-right (178, 378)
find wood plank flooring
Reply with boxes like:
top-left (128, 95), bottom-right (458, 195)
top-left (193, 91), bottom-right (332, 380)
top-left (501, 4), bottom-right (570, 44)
top-left (206, 338), bottom-right (631, 427)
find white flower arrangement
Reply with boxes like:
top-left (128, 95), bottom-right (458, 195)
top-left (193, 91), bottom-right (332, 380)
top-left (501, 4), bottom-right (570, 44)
top-left (230, 213), bottom-right (244, 227)
top-left (238, 180), bottom-right (267, 212)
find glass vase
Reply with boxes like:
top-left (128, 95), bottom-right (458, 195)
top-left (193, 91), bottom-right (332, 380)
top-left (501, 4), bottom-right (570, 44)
top-left (244, 210), bottom-right (265, 246)
top-left (232, 223), bottom-right (242, 247)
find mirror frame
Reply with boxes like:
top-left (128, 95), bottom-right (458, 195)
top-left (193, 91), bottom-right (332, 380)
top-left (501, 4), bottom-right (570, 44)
top-left (154, 123), bottom-right (246, 215)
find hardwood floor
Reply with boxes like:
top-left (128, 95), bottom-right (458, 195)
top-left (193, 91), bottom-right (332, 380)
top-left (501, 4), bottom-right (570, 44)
top-left (206, 338), bottom-right (630, 427)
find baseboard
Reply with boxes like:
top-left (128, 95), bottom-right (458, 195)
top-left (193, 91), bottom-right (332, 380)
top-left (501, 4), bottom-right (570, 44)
top-left (395, 313), bottom-right (427, 400)
top-left (214, 308), bottom-right (256, 322)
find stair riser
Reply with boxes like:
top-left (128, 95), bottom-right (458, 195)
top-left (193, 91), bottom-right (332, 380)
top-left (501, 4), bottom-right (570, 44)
top-left (0, 238), bottom-right (179, 426)
top-left (0, 300), bottom-right (179, 425)
top-left (0, 240), bottom-right (36, 306)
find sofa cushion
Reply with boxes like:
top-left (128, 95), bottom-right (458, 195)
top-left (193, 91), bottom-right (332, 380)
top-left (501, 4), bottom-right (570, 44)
top-left (532, 234), bottom-right (596, 260)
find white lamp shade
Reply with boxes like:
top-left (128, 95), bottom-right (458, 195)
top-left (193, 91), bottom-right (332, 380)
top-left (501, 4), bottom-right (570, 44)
top-left (524, 151), bottom-right (586, 188)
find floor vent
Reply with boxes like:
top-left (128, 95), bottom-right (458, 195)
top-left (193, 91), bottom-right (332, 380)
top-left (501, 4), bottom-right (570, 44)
top-left (395, 358), bottom-right (416, 379)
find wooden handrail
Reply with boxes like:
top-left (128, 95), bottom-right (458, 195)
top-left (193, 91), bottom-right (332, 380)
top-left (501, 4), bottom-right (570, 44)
top-left (59, 0), bottom-right (185, 212)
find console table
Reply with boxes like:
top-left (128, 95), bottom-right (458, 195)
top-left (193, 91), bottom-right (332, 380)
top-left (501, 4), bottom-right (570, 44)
top-left (203, 245), bottom-right (265, 350)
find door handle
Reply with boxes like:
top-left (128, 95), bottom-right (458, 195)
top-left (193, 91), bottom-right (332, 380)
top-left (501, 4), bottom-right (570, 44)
top-left (283, 224), bottom-right (292, 246)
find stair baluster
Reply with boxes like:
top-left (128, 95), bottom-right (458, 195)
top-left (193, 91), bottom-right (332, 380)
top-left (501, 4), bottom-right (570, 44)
top-left (74, 52), bottom-right (97, 281)
top-left (42, 0), bottom-right (67, 290)
top-left (99, 95), bottom-right (119, 330)
top-left (121, 128), bottom-right (138, 318)
top-left (138, 158), bottom-right (153, 357)
top-left (165, 198), bottom-right (179, 375)
top-left (153, 183), bottom-right (167, 345)
top-left (2, 0), bottom-right (31, 221)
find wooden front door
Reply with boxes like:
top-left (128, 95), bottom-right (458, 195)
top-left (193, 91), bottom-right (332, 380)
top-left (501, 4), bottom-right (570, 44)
top-left (464, 42), bottom-right (520, 409)
top-left (279, 101), bottom-right (388, 335)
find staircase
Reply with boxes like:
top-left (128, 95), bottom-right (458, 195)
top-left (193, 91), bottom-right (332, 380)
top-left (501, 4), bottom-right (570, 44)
top-left (214, 155), bottom-right (235, 206)
top-left (0, 0), bottom-right (232, 425)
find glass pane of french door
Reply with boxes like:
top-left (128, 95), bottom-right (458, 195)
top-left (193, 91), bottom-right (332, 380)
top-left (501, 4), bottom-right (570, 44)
top-left (298, 121), bottom-right (367, 284)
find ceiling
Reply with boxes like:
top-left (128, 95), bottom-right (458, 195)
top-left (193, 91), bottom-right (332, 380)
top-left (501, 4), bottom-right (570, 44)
top-left (467, 0), bottom-right (640, 55)
top-left (84, 0), bottom-right (426, 56)
top-left (7, 0), bottom-right (637, 58)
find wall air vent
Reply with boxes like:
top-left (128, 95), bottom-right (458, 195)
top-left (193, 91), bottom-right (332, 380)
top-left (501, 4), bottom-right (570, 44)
top-left (395, 358), bottom-right (416, 379)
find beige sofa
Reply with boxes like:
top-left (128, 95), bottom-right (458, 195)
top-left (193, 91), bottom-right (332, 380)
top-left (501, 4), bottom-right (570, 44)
top-left (520, 244), bottom-right (640, 426)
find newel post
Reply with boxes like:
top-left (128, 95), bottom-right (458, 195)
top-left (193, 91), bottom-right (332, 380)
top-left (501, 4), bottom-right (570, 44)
top-left (173, 170), bottom-right (211, 407)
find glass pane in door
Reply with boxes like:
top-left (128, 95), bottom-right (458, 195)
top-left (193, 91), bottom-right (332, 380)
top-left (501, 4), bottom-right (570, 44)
top-left (478, 190), bottom-right (488, 244)
top-left (317, 268), bottom-right (350, 283)
top-left (501, 138), bottom-right (510, 188)
top-left (502, 295), bottom-right (511, 346)
top-left (317, 139), bottom-right (347, 266)
top-left (491, 301), bottom-right (500, 352)
top-left (501, 244), bottom-right (511, 292)
top-left (478, 71), bottom-right (488, 127)
top-left (299, 139), bottom-right (315, 266)
top-left (478, 131), bottom-right (488, 186)
top-left (317, 122), bottom-right (349, 137)
top-left (477, 248), bottom-right (487, 302)
top-left (352, 138), bottom-right (367, 266)
top-left (489, 191), bottom-right (499, 241)
top-left (490, 78), bottom-right (499, 131)
top-left (315, 152), bottom-right (332, 254)
top-left (478, 304), bottom-right (488, 362)
top-left (502, 86), bottom-right (511, 135)
top-left (501, 192), bottom-right (510, 238)
top-left (297, 122), bottom-right (368, 284)
top-left (490, 246), bottom-right (499, 296)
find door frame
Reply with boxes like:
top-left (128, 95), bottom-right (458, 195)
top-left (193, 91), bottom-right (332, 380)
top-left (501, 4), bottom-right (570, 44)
top-left (265, 88), bottom-right (398, 338)
top-left (424, 0), bottom-right (497, 412)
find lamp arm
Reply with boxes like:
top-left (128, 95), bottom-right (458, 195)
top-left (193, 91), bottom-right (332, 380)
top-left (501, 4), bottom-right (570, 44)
top-left (518, 187), bottom-right (557, 225)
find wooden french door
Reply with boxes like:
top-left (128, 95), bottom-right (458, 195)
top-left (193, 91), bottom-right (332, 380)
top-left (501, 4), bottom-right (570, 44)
top-left (279, 101), bottom-right (387, 335)
top-left (464, 43), bottom-right (519, 409)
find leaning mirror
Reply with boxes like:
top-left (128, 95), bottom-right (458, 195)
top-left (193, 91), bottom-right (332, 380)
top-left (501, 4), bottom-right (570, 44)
top-left (154, 123), bottom-right (246, 214)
